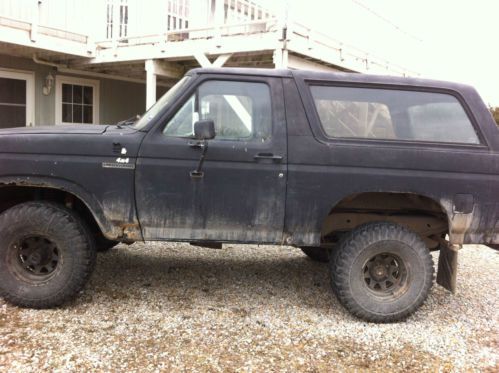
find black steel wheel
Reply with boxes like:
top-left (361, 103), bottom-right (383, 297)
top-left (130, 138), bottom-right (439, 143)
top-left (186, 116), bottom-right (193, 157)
top-left (0, 202), bottom-right (96, 308)
top-left (13, 236), bottom-right (60, 279)
top-left (363, 253), bottom-right (408, 296)
top-left (331, 222), bottom-right (434, 323)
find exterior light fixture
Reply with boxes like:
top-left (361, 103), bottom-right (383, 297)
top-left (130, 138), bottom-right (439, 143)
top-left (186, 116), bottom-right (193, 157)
top-left (43, 72), bottom-right (54, 95)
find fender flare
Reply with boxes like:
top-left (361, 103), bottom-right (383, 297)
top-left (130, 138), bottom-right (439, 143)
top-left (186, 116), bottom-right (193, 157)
top-left (316, 190), bottom-right (453, 237)
top-left (0, 175), bottom-right (120, 238)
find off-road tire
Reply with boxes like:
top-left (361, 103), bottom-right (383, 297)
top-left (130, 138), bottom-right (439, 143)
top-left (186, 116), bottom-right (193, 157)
top-left (301, 247), bottom-right (329, 263)
top-left (0, 201), bottom-right (96, 308)
top-left (331, 222), bottom-right (434, 323)
top-left (329, 246), bottom-right (341, 295)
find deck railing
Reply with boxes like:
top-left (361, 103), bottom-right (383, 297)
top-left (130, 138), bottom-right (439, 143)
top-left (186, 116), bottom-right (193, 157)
top-left (0, 0), bottom-right (417, 76)
top-left (96, 0), bottom-right (278, 46)
top-left (289, 22), bottom-right (418, 76)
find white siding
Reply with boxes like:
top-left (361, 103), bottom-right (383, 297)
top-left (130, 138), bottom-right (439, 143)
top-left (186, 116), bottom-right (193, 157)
top-left (38, 0), bottom-right (94, 35)
top-left (0, 0), bottom-right (36, 22)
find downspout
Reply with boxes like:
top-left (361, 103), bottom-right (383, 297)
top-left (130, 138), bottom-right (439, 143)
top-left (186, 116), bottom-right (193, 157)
top-left (32, 54), bottom-right (67, 68)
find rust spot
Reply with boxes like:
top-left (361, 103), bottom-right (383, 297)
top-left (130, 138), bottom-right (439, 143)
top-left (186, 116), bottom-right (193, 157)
top-left (119, 223), bottom-right (142, 241)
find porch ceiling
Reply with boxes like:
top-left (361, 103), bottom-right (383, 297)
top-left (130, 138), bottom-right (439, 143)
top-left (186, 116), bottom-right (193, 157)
top-left (73, 52), bottom-right (275, 83)
top-left (0, 41), bottom-right (79, 63)
top-left (0, 44), bottom-right (276, 86)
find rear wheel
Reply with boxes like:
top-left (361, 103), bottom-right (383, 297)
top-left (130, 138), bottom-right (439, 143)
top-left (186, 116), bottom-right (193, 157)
top-left (0, 202), bottom-right (96, 308)
top-left (331, 222), bottom-right (434, 322)
top-left (300, 246), bottom-right (330, 263)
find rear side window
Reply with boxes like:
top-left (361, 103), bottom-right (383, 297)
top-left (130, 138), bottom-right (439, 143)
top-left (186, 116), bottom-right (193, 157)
top-left (310, 85), bottom-right (480, 144)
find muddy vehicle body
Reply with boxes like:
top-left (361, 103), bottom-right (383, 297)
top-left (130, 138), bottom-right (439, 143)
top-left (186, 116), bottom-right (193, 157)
top-left (0, 68), bottom-right (498, 322)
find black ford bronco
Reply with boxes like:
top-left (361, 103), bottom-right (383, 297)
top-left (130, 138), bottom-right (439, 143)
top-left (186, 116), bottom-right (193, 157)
top-left (0, 68), bottom-right (497, 322)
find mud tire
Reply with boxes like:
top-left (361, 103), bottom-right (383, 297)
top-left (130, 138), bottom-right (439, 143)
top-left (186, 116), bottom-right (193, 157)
top-left (0, 202), bottom-right (96, 308)
top-left (331, 222), bottom-right (434, 323)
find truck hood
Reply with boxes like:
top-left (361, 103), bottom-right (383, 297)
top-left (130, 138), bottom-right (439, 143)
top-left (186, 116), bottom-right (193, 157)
top-left (0, 124), bottom-right (145, 157)
top-left (0, 124), bottom-right (109, 135)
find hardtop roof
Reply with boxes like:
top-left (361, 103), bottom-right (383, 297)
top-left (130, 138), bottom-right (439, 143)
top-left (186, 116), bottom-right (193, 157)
top-left (188, 67), bottom-right (474, 92)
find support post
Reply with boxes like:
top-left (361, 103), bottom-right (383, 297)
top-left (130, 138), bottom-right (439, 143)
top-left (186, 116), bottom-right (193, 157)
top-left (213, 0), bottom-right (225, 46)
top-left (273, 0), bottom-right (290, 69)
top-left (273, 48), bottom-right (288, 69)
top-left (194, 52), bottom-right (212, 68)
top-left (212, 53), bottom-right (232, 67)
top-left (194, 52), bottom-right (232, 68)
top-left (145, 59), bottom-right (157, 110)
top-left (30, 0), bottom-right (40, 42)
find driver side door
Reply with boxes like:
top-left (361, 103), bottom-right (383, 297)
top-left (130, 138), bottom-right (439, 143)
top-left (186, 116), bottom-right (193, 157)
top-left (135, 75), bottom-right (287, 243)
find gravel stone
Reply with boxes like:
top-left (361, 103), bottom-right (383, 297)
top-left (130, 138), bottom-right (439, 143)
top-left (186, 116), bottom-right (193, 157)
top-left (0, 243), bottom-right (497, 372)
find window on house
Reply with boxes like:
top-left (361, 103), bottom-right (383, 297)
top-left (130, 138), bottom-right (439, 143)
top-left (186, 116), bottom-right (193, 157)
top-left (167, 0), bottom-right (189, 30)
top-left (224, 0), bottom-right (256, 23)
top-left (0, 77), bottom-right (26, 128)
top-left (119, 0), bottom-right (128, 38)
top-left (106, 0), bottom-right (128, 39)
top-left (310, 85), bottom-right (480, 144)
top-left (61, 84), bottom-right (94, 124)
top-left (106, 1), bottom-right (114, 39)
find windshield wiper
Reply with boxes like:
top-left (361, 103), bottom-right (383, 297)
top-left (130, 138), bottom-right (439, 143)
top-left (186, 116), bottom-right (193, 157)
top-left (116, 115), bottom-right (141, 128)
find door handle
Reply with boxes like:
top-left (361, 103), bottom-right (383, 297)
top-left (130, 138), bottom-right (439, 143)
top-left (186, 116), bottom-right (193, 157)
top-left (254, 153), bottom-right (283, 162)
top-left (188, 140), bottom-right (205, 149)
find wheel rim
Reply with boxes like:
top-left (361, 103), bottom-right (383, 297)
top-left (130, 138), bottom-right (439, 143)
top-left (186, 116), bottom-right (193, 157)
top-left (13, 236), bottom-right (60, 277)
top-left (363, 253), bottom-right (408, 297)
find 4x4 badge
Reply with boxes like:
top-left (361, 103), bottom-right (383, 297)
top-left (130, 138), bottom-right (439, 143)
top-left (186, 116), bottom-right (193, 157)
top-left (102, 160), bottom-right (135, 170)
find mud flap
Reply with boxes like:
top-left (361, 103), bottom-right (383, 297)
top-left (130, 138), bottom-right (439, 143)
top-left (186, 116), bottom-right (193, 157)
top-left (436, 244), bottom-right (459, 294)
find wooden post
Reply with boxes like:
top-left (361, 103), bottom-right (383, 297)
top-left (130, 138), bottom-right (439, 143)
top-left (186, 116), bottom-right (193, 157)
top-left (145, 59), bottom-right (157, 110)
top-left (30, 0), bottom-right (40, 42)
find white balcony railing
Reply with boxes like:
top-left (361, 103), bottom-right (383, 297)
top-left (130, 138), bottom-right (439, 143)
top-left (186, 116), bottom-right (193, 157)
top-left (0, 0), bottom-right (90, 40)
top-left (96, 0), bottom-right (278, 47)
top-left (0, 0), bottom-right (276, 44)
top-left (0, 0), bottom-right (417, 76)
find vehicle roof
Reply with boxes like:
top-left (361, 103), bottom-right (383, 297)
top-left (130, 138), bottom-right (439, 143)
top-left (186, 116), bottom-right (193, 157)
top-left (188, 67), bottom-right (474, 92)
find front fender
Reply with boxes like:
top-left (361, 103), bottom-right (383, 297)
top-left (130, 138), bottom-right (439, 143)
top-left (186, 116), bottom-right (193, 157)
top-left (0, 175), bottom-right (122, 239)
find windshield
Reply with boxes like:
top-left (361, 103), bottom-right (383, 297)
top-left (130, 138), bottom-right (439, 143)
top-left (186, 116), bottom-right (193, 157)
top-left (133, 75), bottom-right (192, 130)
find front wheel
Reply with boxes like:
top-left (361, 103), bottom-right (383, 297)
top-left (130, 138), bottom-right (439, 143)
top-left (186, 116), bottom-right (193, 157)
top-left (331, 222), bottom-right (434, 323)
top-left (0, 202), bottom-right (96, 308)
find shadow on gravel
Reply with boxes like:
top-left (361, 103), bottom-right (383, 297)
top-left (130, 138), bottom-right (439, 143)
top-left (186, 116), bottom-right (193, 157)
top-left (85, 244), bottom-right (341, 312)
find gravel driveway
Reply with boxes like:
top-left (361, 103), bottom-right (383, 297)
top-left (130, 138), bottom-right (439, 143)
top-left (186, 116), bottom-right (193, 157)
top-left (0, 243), bottom-right (497, 372)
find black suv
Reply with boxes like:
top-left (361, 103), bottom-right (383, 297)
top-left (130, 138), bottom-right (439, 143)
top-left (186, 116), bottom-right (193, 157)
top-left (0, 68), bottom-right (497, 322)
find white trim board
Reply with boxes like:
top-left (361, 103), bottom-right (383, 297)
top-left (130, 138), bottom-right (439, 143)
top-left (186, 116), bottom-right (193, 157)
top-left (55, 75), bottom-right (100, 125)
top-left (0, 68), bottom-right (35, 127)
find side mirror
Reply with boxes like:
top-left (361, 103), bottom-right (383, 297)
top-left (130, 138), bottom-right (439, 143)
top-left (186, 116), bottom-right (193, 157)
top-left (193, 119), bottom-right (215, 140)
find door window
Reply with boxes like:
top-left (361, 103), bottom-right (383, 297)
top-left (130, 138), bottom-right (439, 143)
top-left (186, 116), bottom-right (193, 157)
top-left (164, 80), bottom-right (271, 141)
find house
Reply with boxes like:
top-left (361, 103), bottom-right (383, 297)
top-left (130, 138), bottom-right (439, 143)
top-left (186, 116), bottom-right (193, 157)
top-left (0, 0), bottom-right (417, 128)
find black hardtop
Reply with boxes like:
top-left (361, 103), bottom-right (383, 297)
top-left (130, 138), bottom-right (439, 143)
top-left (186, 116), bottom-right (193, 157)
top-left (188, 67), bottom-right (476, 93)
